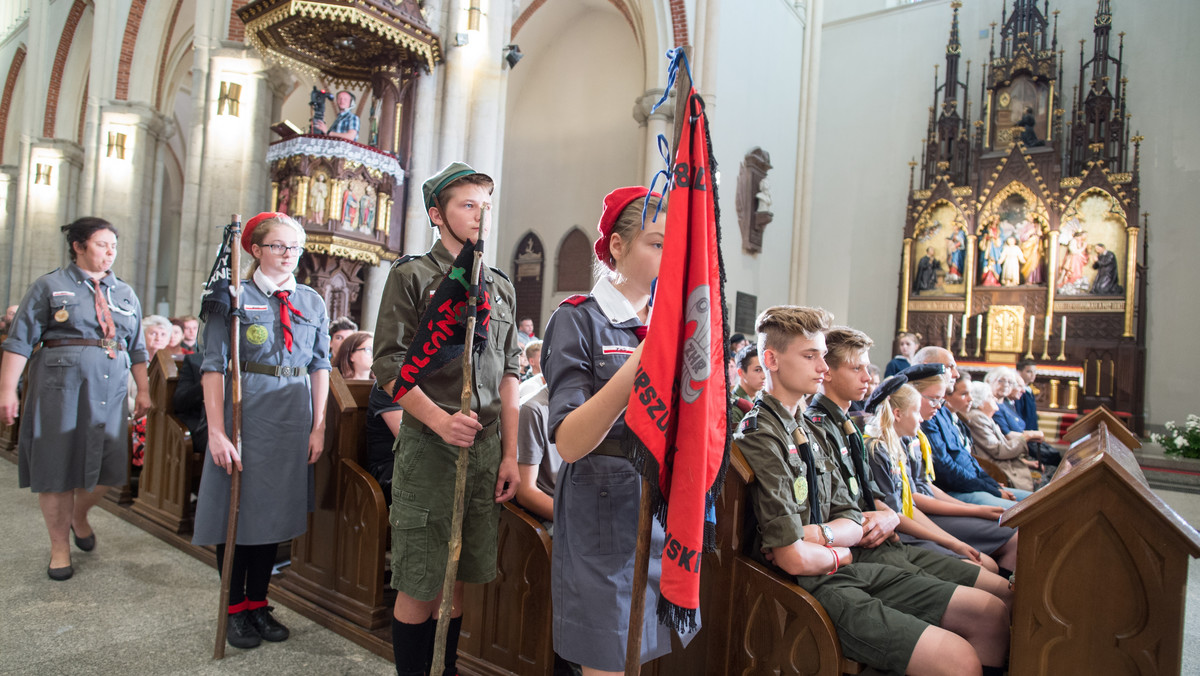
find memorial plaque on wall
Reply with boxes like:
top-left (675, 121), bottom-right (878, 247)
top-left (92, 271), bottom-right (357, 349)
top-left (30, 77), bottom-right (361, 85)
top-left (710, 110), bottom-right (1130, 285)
top-left (735, 291), bottom-right (757, 335)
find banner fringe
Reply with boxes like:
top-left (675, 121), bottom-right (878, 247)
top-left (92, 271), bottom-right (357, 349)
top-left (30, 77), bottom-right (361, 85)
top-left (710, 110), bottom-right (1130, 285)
top-left (657, 595), bottom-right (699, 635)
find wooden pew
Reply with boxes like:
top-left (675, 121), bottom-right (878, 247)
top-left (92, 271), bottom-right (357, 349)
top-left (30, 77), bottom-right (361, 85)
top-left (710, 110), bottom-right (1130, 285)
top-left (132, 351), bottom-right (198, 533)
top-left (1000, 417), bottom-right (1200, 675)
top-left (273, 372), bottom-right (391, 630)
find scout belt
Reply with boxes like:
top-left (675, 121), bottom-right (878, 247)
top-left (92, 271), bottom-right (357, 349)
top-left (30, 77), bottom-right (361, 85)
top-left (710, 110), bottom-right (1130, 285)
top-left (41, 338), bottom-right (126, 351)
top-left (241, 361), bottom-right (305, 377)
top-left (401, 414), bottom-right (500, 443)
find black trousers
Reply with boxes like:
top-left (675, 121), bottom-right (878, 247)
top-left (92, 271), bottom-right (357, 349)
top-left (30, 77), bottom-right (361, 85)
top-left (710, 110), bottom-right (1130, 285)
top-left (215, 542), bottom-right (279, 607)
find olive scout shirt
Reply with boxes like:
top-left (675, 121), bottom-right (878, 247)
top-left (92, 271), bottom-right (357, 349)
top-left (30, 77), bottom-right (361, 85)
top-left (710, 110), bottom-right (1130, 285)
top-left (806, 393), bottom-right (883, 514)
top-left (735, 392), bottom-right (862, 563)
top-left (372, 238), bottom-right (522, 423)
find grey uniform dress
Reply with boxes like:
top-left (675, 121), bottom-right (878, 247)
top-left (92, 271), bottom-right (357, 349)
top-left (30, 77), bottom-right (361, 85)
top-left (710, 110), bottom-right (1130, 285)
top-left (906, 435), bottom-right (1015, 556)
top-left (4, 264), bottom-right (147, 492)
top-left (542, 279), bottom-right (674, 672)
top-left (192, 279), bottom-right (330, 546)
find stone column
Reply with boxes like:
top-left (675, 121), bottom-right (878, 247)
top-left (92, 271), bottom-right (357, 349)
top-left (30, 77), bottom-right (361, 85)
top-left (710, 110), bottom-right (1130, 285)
top-left (789, 0), bottom-right (824, 305)
top-left (359, 261), bottom-right (390, 333)
top-left (633, 89), bottom-right (673, 184)
top-left (11, 139), bottom-right (84, 294)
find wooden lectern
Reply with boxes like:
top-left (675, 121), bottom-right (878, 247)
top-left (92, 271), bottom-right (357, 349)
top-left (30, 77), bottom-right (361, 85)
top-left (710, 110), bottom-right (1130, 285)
top-left (1000, 416), bottom-right (1200, 675)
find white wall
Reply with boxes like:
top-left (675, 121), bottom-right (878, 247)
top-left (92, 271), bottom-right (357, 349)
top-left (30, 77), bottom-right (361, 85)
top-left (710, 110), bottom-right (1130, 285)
top-left (811, 0), bottom-right (1200, 428)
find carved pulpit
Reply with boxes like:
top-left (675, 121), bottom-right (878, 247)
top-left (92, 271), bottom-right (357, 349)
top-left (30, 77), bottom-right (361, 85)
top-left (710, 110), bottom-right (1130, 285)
top-left (238, 0), bottom-right (441, 322)
top-left (999, 416), bottom-right (1200, 675)
top-left (895, 0), bottom-right (1148, 432)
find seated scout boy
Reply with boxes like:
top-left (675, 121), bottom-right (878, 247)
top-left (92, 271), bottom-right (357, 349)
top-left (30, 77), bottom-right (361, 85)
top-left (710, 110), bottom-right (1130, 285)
top-left (734, 306), bottom-right (1009, 676)
top-left (806, 327), bottom-right (1011, 605)
top-left (372, 162), bottom-right (522, 676)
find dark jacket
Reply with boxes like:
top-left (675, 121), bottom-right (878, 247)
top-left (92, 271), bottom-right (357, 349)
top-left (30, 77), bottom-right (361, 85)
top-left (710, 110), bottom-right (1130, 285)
top-left (922, 406), bottom-right (1002, 496)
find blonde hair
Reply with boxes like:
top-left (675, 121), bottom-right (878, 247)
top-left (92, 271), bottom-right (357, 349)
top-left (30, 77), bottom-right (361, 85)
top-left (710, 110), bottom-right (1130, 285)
top-left (755, 305), bottom-right (833, 355)
top-left (524, 340), bottom-right (543, 360)
top-left (824, 326), bottom-right (873, 369)
top-left (865, 384), bottom-right (921, 468)
top-left (246, 214), bottom-right (306, 278)
top-left (595, 194), bottom-right (664, 280)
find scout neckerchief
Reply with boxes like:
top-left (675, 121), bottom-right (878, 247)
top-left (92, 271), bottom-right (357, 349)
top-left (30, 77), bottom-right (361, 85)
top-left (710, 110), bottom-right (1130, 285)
top-left (865, 435), bottom-right (915, 519)
top-left (253, 269), bottom-right (303, 353)
top-left (88, 277), bottom-right (117, 358)
top-left (810, 395), bottom-right (871, 511)
top-left (760, 397), bottom-right (822, 524)
top-left (915, 429), bottom-right (937, 482)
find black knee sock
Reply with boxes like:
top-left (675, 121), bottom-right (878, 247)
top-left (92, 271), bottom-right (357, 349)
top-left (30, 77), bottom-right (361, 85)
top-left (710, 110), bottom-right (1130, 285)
top-left (244, 543), bottom-right (279, 603)
top-left (392, 617), bottom-right (431, 676)
top-left (981, 666), bottom-right (1006, 676)
top-left (215, 543), bottom-right (248, 608)
top-left (422, 618), bottom-right (437, 674)
top-left (441, 616), bottom-right (463, 676)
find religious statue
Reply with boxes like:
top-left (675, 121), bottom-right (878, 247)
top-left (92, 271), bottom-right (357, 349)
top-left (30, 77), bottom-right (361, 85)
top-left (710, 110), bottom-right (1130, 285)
top-left (1018, 106), bottom-right (1044, 147)
top-left (756, 178), bottom-right (773, 213)
top-left (945, 224), bottom-right (966, 283)
top-left (360, 185), bottom-right (376, 234)
top-left (1090, 243), bottom-right (1124, 295)
top-left (1057, 228), bottom-right (1091, 295)
top-left (914, 247), bottom-right (942, 293)
top-left (309, 174), bottom-right (329, 224)
top-left (341, 187), bottom-right (360, 231)
top-left (1017, 218), bottom-right (1043, 284)
top-left (276, 182), bottom-right (291, 215)
top-left (998, 236), bottom-right (1025, 286)
top-left (979, 223), bottom-right (1003, 286)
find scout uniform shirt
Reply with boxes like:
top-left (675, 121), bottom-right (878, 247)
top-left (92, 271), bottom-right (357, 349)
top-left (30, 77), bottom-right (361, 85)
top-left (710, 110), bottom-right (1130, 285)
top-left (734, 392), bottom-right (861, 565)
top-left (372, 238), bottom-right (522, 423)
top-left (806, 393), bottom-right (882, 514)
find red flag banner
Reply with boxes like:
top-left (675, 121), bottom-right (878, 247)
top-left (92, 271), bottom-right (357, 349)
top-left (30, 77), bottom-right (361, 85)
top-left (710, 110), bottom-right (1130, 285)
top-left (624, 90), bottom-right (730, 632)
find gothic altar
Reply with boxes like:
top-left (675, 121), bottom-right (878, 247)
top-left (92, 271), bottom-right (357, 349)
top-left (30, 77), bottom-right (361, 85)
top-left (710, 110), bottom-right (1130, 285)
top-left (895, 1), bottom-right (1147, 433)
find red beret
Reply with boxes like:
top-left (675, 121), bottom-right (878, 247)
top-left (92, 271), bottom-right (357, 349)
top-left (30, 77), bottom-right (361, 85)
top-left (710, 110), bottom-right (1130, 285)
top-left (242, 212), bottom-right (289, 253)
top-left (593, 187), bottom-right (663, 270)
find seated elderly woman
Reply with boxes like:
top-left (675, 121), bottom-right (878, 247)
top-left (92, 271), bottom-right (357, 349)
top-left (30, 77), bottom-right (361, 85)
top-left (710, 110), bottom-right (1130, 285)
top-left (964, 381), bottom-right (1044, 492)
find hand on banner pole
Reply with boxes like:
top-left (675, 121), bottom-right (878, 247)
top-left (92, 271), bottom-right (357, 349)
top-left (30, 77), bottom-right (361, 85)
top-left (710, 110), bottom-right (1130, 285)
top-left (209, 430), bottom-right (243, 474)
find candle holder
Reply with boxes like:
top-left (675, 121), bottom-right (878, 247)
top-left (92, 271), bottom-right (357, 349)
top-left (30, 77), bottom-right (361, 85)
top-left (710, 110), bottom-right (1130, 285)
top-left (1040, 327), bottom-right (1052, 360)
top-left (1056, 336), bottom-right (1067, 361)
top-left (958, 313), bottom-right (969, 357)
top-left (1024, 329), bottom-right (1036, 360)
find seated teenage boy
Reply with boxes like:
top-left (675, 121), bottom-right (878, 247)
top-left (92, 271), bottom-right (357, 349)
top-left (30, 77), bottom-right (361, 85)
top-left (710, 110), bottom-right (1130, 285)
top-left (735, 306), bottom-right (1009, 676)
top-left (806, 327), bottom-right (1011, 603)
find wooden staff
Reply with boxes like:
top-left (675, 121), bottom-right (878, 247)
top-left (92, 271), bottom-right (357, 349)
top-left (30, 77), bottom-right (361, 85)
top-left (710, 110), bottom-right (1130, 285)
top-left (214, 214), bottom-right (244, 660)
top-left (431, 205), bottom-right (490, 671)
top-left (625, 46), bottom-right (693, 676)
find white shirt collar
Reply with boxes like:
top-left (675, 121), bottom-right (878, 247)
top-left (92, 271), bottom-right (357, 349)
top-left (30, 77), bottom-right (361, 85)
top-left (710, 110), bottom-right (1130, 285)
top-left (253, 268), bottom-right (297, 295)
top-left (591, 276), bottom-right (640, 325)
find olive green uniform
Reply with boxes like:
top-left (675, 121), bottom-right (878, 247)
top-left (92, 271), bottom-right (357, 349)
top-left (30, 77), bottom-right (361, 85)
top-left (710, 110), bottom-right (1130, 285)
top-left (806, 394), bottom-right (979, 587)
top-left (373, 238), bottom-right (521, 600)
top-left (736, 393), bottom-right (960, 675)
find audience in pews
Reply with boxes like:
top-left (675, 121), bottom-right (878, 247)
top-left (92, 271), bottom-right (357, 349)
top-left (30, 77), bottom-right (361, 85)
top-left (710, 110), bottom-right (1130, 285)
top-left (173, 352), bottom-right (208, 459)
top-left (736, 306), bottom-right (1010, 676)
top-left (883, 330), bottom-right (922, 377)
top-left (328, 316), bottom-right (358, 360)
top-left (515, 353), bottom-right (559, 528)
top-left (964, 381), bottom-right (1039, 492)
top-left (334, 331), bottom-right (374, 381)
top-left (178, 314), bottom-right (200, 353)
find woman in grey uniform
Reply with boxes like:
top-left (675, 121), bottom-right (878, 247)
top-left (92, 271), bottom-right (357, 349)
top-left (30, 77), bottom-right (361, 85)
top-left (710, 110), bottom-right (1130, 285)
top-left (542, 186), bottom-right (682, 675)
top-left (0, 217), bottom-right (150, 581)
top-left (192, 212), bottom-right (330, 650)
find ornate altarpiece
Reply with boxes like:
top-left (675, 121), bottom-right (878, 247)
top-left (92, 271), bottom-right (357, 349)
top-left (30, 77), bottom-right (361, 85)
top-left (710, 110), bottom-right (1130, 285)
top-left (238, 0), bottom-right (440, 321)
top-left (896, 1), bottom-right (1147, 432)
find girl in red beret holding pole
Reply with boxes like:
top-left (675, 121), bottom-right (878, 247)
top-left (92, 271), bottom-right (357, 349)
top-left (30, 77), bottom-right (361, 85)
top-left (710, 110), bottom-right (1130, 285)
top-left (192, 212), bottom-right (331, 650)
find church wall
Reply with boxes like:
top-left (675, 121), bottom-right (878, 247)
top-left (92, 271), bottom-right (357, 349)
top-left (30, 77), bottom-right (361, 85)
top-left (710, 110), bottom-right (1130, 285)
top-left (812, 0), bottom-right (1200, 428)
top-left (708, 0), bottom-right (807, 331)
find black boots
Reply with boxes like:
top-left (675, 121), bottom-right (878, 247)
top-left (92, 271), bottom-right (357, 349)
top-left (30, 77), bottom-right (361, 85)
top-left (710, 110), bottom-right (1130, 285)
top-left (226, 610), bottom-right (261, 649)
top-left (247, 605), bottom-right (290, 642)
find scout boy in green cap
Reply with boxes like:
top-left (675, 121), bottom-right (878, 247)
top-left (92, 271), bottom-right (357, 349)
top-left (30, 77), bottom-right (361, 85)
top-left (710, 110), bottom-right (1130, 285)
top-left (372, 162), bottom-right (522, 676)
top-left (734, 305), bottom-right (1009, 676)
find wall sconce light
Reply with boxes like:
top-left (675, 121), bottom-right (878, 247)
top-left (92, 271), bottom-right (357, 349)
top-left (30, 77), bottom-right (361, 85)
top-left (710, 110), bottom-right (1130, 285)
top-left (218, 81), bottom-right (242, 117)
top-left (503, 44), bottom-right (523, 69)
top-left (34, 163), bottom-right (52, 186)
top-left (107, 132), bottom-right (128, 159)
top-left (467, 0), bottom-right (482, 31)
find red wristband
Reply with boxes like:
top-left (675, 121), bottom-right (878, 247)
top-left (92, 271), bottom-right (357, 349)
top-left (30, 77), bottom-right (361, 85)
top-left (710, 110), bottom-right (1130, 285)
top-left (825, 545), bottom-right (839, 575)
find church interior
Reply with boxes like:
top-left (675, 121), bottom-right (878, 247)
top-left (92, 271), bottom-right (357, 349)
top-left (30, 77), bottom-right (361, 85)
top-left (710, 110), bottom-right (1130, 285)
top-left (1, 0), bottom-right (1198, 673)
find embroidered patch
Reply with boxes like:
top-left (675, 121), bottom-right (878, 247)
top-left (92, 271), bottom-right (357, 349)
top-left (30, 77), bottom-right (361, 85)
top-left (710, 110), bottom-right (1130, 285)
top-left (787, 443), bottom-right (798, 455)
top-left (839, 445), bottom-right (849, 456)
top-left (793, 477), bottom-right (808, 505)
top-left (848, 476), bottom-right (860, 498)
top-left (602, 345), bottom-right (636, 355)
top-left (52, 291), bottom-right (75, 297)
top-left (244, 304), bottom-right (269, 311)
top-left (246, 324), bottom-right (269, 345)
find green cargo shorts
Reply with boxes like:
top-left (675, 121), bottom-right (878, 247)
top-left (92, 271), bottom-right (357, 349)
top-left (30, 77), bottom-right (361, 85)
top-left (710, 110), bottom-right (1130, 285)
top-left (853, 540), bottom-right (981, 587)
top-left (799, 561), bottom-right (958, 675)
top-left (389, 424), bottom-right (503, 601)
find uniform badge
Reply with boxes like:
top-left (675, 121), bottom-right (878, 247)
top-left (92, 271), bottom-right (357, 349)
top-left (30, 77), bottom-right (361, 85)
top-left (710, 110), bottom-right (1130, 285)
top-left (839, 445), bottom-right (849, 456)
top-left (848, 476), bottom-right (860, 497)
top-left (246, 324), bottom-right (269, 345)
top-left (54, 308), bottom-right (70, 323)
top-left (793, 476), bottom-right (808, 504)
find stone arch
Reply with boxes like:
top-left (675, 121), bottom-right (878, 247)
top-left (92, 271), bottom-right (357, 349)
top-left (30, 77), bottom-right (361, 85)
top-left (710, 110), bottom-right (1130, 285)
top-left (556, 228), bottom-right (592, 293)
top-left (43, 0), bottom-right (88, 138)
top-left (115, 0), bottom-right (148, 101)
top-left (511, 231), bottom-right (546, 331)
top-left (0, 44), bottom-right (26, 163)
top-left (155, 0), bottom-right (188, 110)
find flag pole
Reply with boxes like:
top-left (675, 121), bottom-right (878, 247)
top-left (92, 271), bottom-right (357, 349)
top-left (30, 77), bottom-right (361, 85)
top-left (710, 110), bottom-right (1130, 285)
top-left (625, 46), bottom-right (693, 676)
top-left (214, 214), bottom-right (244, 659)
top-left (432, 205), bottom-right (490, 671)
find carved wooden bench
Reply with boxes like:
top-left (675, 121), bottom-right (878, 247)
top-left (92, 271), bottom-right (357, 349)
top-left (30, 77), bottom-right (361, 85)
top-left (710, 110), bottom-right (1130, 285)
top-left (132, 351), bottom-right (200, 532)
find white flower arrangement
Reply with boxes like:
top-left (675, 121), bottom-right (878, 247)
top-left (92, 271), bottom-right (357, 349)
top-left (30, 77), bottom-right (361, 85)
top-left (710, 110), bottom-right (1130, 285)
top-left (1150, 415), bottom-right (1200, 459)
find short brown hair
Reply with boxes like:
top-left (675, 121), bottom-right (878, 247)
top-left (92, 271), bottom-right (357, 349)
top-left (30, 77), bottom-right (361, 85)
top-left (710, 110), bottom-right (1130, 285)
top-left (334, 331), bottom-right (372, 379)
top-left (755, 305), bottom-right (833, 355)
top-left (824, 326), bottom-right (873, 369)
top-left (436, 174), bottom-right (495, 214)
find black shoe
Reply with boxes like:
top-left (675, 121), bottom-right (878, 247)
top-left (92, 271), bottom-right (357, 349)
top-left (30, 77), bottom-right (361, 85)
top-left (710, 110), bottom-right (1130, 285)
top-left (227, 610), bottom-right (262, 649)
top-left (247, 606), bottom-right (289, 642)
top-left (71, 527), bottom-right (95, 552)
top-left (47, 564), bottom-right (74, 581)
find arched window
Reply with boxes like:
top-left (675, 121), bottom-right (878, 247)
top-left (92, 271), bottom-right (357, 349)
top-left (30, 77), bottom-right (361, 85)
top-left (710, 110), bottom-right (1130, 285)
top-left (511, 231), bottom-right (545, 331)
top-left (556, 227), bottom-right (592, 292)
